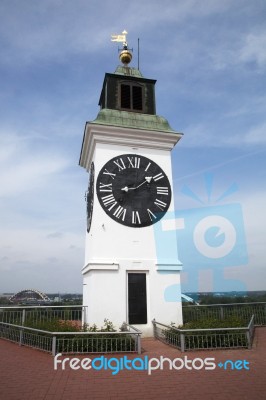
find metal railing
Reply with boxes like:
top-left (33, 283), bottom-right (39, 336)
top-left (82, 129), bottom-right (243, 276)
top-left (153, 315), bottom-right (255, 352)
top-left (182, 302), bottom-right (266, 325)
top-left (0, 305), bottom-right (85, 326)
top-left (0, 306), bottom-right (142, 355)
top-left (0, 321), bottom-right (142, 355)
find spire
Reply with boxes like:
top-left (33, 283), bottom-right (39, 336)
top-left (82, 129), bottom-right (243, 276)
top-left (111, 30), bottom-right (132, 66)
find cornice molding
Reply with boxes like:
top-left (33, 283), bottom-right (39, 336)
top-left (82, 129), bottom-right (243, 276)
top-left (79, 123), bottom-right (182, 170)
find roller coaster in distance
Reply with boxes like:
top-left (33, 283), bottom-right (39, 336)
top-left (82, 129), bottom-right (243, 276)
top-left (9, 289), bottom-right (51, 305)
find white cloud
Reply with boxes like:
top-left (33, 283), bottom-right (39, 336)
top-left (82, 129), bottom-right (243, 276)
top-left (224, 95), bottom-right (266, 118)
top-left (243, 122), bottom-right (266, 145)
top-left (46, 232), bottom-right (64, 239)
top-left (219, 122), bottom-right (266, 147)
top-left (0, 0), bottom-right (235, 66)
top-left (178, 118), bottom-right (266, 148)
top-left (0, 227), bottom-right (84, 292)
top-left (0, 134), bottom-right (69, 197)
top-left (0, 0), bottom-right (131, 65)
top-left (210, 29), bottom-right (266, 72)
top-left (241, 191), bottom-right (266, 287)
top-left (239, 31), bottom-right (266, 68)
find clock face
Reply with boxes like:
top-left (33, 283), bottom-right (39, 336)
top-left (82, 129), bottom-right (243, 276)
top-left (86, 162), bottom-right (95, 233)
top-left (96, 154), bottom-right (171, 228)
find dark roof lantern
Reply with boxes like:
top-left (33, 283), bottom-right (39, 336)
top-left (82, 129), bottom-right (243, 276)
top-left (98, 68), bottom-right (157, 115)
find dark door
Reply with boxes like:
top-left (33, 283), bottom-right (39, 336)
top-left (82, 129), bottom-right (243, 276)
top-left (128, 273), bottom-right (147, 324)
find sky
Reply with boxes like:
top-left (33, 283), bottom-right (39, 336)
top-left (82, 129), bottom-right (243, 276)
top-left (0, 0), bottom-right (265, 294)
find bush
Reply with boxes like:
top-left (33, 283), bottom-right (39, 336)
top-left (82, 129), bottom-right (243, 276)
top-left (25, 317), bottom-right (80, 332)
top-left (178, 316), bottom-right (246, 330)
top-left (162, 317), bottom-right (249, 350)
top-left (57, 334), bottom-right (134, 353)
top-left (24, 317), bottom-right (135, 353)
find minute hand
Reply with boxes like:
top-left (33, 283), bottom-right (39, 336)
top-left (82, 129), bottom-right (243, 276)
top-left (121, 177), bottom-right (152, 192)
top-left (135, 176), bottom-right (153, 188)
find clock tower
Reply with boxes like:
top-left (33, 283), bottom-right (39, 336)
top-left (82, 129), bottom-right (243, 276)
top-left (79, 34), bottom-right (183, 336)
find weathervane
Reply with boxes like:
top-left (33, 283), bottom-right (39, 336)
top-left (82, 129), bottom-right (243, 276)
top-left (111, 30), bottom-right (133, 66)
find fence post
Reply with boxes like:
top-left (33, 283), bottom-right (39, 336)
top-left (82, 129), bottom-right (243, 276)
top-left (220, 306), bottom-right (224, 320)
top-left (246, 330), bottom-right (251, 349)
top-left (247, 315), bottom-right (255, 349)
top-left (52, 336), bottom-right (57, 356)
top-left (83, 306), bottom-right (87, 327)
top-left (180, 333), bottom-right (185, 352)
top-left (19, 308), bottom-right (26, 347)
top-left (19, 327), bottom-right (24, 346)
top-left (152, 319), bottom-right (156, 338)
top-left (22, 308), bottom-right (26, 325)
top-left (137, 334), bottom-right (141, 355)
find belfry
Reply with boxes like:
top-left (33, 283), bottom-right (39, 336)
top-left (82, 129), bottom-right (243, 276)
top-left (79, 32), bottom-right (183, 336)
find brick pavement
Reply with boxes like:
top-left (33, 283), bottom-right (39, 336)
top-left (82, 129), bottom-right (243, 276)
top-left (0, 327), bottom-right (265, 400)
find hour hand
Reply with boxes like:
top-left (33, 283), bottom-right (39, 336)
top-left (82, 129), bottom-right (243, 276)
top-left (121, 186), bottom-right (137, 192)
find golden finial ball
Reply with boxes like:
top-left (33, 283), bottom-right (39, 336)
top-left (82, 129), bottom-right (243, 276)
top-left (119, 49), bottom-right (132, 65)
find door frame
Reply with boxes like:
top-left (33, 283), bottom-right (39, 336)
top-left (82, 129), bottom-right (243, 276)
top-left (126, 271), bottom-right (149, 325)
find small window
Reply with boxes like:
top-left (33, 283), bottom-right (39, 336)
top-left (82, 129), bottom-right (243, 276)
top-left (132, 86), bottom-right (143, 110)
top-left (121, 84), bottom-right (131, 109)
top-left (120, 83), bottom-right (143, 111)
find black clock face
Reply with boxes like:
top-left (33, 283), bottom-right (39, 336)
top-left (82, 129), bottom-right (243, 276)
top-left (96, 154), bottom-right (171, 228)
top-left (86, 162), bottom-right (95, 233)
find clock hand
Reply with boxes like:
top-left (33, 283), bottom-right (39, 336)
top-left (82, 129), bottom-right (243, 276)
top-left (121, 177), bottom-right (152, 192)
top-left (135, 176), bottom-right (152, 188)
top-left (121, 185), bottom-right (137, 192)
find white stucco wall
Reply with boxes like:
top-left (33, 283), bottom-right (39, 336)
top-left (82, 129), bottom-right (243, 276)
top-left (81, 125), bottom-right (183, 336)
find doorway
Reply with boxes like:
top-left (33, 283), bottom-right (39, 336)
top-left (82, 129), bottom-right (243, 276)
top-left (128, 273), bottom-right (147, 324)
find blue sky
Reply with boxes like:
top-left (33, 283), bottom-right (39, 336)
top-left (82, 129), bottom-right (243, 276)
top-left (0, 0), bottom-right (265, 293)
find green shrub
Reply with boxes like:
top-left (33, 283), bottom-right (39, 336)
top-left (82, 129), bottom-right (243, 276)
top-left (23, 317), bottom-right (135, 353)
top-left (179, 316), bottom-right (246, 329)
top-left (57, 334), bottom-right (134, 353)
top-left (162, 317), bottom-right (249, 350)
top-left (24, 317), bottom-right (80, 332)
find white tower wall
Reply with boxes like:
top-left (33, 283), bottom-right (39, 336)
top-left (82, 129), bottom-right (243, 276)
top-left (81, 124), bottom-right (183, 336)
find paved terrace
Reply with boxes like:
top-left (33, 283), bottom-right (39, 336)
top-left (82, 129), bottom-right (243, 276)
top-left (0, 328), bottom-right (265, 400)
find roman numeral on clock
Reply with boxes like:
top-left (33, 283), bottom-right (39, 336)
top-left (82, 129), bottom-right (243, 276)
top-left (153, 172), bottom-right (164, 181)
top-left (127, 156), bottom-right (140, 169)
top-left (99, 182), bottom-right (112, 192)
top-left (156, 186), bottom-right (169, 195)
top-left (145, 162), bottom-right (151, 171)
top-left (154, 199), bottom-right (167, 211)
top-left (147, 209), bottom-right (157, 221)
top-left (101, 194), bottom-right (117, 211)
top-left (113, 205), bottom-right (127, 221)
top-left (103, 169), bottom-right (116, 179)
top-left (113, 158), bottom-right (126, 171)
top-left (132, 211), bottom-right (141, 224)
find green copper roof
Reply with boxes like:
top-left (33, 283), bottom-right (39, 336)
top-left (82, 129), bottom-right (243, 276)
top-left (114, 66), bottom-right (143, 78)
top-left (91, 109), bottom-right (179, 133)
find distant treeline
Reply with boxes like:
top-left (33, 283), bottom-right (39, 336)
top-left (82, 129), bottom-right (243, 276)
top-left (0, 293), bottom-right (83, 307)
top-left (187, 291), bottom-right (266, 305)
top-left (1, 291), bottom-right (266, 307)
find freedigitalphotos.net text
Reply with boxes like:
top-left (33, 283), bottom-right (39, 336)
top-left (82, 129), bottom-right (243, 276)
top-left (54, 354), bottom-right (250, 375)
